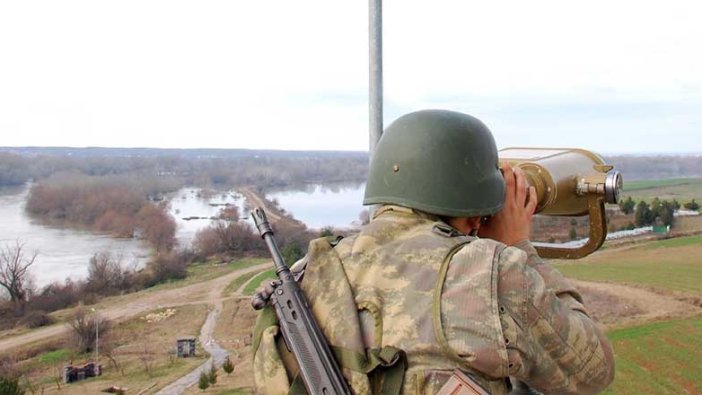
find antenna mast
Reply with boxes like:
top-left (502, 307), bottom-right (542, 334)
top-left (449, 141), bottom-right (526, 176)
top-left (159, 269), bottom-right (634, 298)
top-left (369, 0), bottom-right (383, 157)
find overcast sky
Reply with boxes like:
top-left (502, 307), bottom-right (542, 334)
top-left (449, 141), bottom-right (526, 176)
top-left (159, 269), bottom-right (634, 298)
top-left (1, 1), bottom-right (701, 154)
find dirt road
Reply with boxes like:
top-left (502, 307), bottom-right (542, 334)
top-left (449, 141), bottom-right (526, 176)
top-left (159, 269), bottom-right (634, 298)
top-left (239, 186), bottom-right (304, 228)
top-left (0, 263), bottom-right (269, 353)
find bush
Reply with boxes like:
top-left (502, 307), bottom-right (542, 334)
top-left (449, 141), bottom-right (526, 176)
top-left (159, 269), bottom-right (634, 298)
top-left (0, 376), bottom-right (23, 395)
top-left (28, 279), bottom-right (81, 313)
top-left (222, 356), bottom-right (234, 375)
top-left (208, 362), bottom-right (217, 385)
top-left (143, 250), bottom-right (191, 287)
top-left (0, 359), bottom-right (23, 395)
top-left (281, 243), bottom-right (304, 265)
top-left (193, 221), bottom-right (264, 259)
top-left (684, 199), bottom-right (700, 211)
top-left (21, 310), bottom-right (54, 329)
top-left (198, 371), bottom-right (210, 390)
top-left (84, 252), bottom-right (133, 296)
top-left (69, 308), bottom-right (110, 354)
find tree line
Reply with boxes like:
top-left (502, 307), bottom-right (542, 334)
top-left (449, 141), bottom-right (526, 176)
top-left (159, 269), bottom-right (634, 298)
top-left (0, 150), bottom-right (368, 190)
top-left (618, 196), bottom-right (700, 228)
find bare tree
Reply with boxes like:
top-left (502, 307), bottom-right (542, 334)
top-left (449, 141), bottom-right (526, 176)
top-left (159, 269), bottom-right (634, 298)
top-left (0, 240), bottom-right (37, 305)
top-left (68, 308), bottom-right (110, 354)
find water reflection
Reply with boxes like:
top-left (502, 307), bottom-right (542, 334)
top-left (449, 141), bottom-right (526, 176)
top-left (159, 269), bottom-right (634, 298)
top-left (0, 185), bottom-right (150, 287)
top-left (266, 182), bottom-right (366, 229)
top-left (168, 188), bottom-right (251, 245)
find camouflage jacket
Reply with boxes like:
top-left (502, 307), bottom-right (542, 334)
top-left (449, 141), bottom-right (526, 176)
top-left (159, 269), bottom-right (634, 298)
top-left (253, 205), bottom-right (614, 394)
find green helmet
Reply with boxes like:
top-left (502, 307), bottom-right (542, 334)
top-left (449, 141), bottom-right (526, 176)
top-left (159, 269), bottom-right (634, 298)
top-left (364, 109), bottom-right (505, 218)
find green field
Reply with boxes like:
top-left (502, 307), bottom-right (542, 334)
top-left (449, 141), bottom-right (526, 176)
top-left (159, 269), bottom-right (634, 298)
top-left (556, 235), bottom-right (702, 294)
top-left (603, 317), bottom-right (702, 394)
top-left (620, 177), bottom-right (702, 203)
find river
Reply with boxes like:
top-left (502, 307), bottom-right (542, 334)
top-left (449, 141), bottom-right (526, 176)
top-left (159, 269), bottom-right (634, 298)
top-left (265, 182), bottom-right (366, 229)
top-left (0, 182), bottom-right (365, 287)
top-left (0, 185), bottom-right (150, 287)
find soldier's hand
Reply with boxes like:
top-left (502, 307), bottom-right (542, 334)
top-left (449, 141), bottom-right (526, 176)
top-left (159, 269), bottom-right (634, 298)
top-left (251, 279), bottom-right (282, 310)
top-left (478, 163), bottom-right (537, 246)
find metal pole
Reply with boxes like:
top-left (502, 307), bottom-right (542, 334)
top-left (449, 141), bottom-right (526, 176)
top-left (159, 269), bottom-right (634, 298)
top-left (95, 312), bottom-right (99, 363)
top-left (369, 0), bottom-right (383, 156)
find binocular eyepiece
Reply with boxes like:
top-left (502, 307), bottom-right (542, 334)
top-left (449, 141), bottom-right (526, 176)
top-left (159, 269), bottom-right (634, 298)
top-left (499, 148), bottom-right (623, 259)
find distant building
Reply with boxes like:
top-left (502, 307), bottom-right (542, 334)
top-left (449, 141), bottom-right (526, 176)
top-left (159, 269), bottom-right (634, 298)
top-left (177, 336), bottom-right (197, 357)
top-left (653, 225), bottom-right (670, 234)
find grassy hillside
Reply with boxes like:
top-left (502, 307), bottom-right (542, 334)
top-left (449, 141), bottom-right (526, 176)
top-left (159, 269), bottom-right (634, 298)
top-left (556, 235), bottom-right (702, 294)
top-left (603, 317), bottom-right (702, 395)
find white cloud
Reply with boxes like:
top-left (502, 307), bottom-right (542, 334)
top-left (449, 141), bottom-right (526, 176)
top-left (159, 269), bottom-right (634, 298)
top-left (1, 0), bottom-right (701, 153)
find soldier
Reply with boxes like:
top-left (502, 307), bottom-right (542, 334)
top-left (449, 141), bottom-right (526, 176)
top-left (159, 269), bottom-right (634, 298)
top-left (253, 109), bottom-right (614, 394)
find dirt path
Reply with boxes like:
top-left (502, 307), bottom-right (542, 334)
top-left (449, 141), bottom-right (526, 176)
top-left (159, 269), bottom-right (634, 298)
top-left (0, 263), bottom-right (269, 353)
top-left (573, 279), bottom-right (702, 329)
top-left (156, 300), bottom-right (228, 394)
top-left (239, 186), bottom-right (303, 228)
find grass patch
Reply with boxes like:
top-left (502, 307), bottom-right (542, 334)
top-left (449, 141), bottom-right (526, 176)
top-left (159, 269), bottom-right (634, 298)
top-left (243, 269), bottom-right (276, 295)
top-left (39, 348), bottom-right (70, 364)
top-left (222, 271), bottom-right (261, 297)
top-left (146, 257), bottom-right (266, 292)
top-left (555, 235), bottom-right (702, 294)
top-left (603, 316), bottom-right (702, 394)
top-left (641, 235), bottom-right (702, 249)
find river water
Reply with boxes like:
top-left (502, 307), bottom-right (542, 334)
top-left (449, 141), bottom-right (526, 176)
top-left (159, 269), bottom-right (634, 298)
top-left (167, 188), bottom-right (250, 245)
top-left (266, 182), bottom-right (366, 229)
top-left (0, 183), bottom-right (364, 287)
top-left (0, 185), bottom-right (150, 287)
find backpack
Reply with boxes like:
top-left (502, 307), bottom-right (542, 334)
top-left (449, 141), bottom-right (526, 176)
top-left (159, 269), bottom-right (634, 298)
top-left (251, 237), bottom-right (407, 395)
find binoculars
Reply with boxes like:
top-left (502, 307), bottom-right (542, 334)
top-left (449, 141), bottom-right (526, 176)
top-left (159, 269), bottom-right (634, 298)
top-left (499, 148), bottom-right (623, 259)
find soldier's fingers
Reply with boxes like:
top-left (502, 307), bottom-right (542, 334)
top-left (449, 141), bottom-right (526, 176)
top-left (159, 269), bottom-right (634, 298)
top-left (526, 186), bottom-right (538, 214)
top-left (515, 167), bottom-right (527, 205)
top-left (502, 163), bottom-right (515, 195)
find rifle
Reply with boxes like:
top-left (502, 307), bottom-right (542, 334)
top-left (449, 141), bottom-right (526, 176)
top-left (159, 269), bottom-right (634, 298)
top-left (251, 207), bottom-right (351, 395)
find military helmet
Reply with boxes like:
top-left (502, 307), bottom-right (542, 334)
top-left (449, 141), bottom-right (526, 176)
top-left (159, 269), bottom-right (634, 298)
top-left (363, 109), bottom-right (505, 217)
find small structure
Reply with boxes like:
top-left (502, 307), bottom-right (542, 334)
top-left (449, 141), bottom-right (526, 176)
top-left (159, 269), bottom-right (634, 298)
top-left (177, 336), bottom-right (197, 357)
top-left (653, 225), bottom-right (670, 234)
top-left (63, 362), bottom-right (102, 383)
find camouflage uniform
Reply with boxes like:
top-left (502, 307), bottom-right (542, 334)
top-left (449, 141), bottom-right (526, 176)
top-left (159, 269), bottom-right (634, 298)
top-left (253, 205), bottom-right (614, 394)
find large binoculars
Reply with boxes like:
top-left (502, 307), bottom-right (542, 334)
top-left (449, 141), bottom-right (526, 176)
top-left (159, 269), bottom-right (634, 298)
top-left (499, 148), bottom-right (623, 259)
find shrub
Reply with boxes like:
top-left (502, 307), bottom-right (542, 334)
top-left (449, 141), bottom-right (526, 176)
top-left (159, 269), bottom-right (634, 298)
top-left (69, 308), bottom-right (110, 354)
top-left (198, 371), bottom-right (210, 390)
top-left (208, 362), bottom-right (217, 385)
top-left (0, 377), bottom-right (23, 395)
top-left (193, 221), bottom-right (264, 259)
top-left (281, 243), bottom-right (304, 265)
top-left (684, 199), bottom-right (700, 211)
top-left (143, 250), bottom-right (191, 287)
top-left (222, 356), bottom-right (234, 375)
top-left (22, 310), bottom-right (54, 329)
